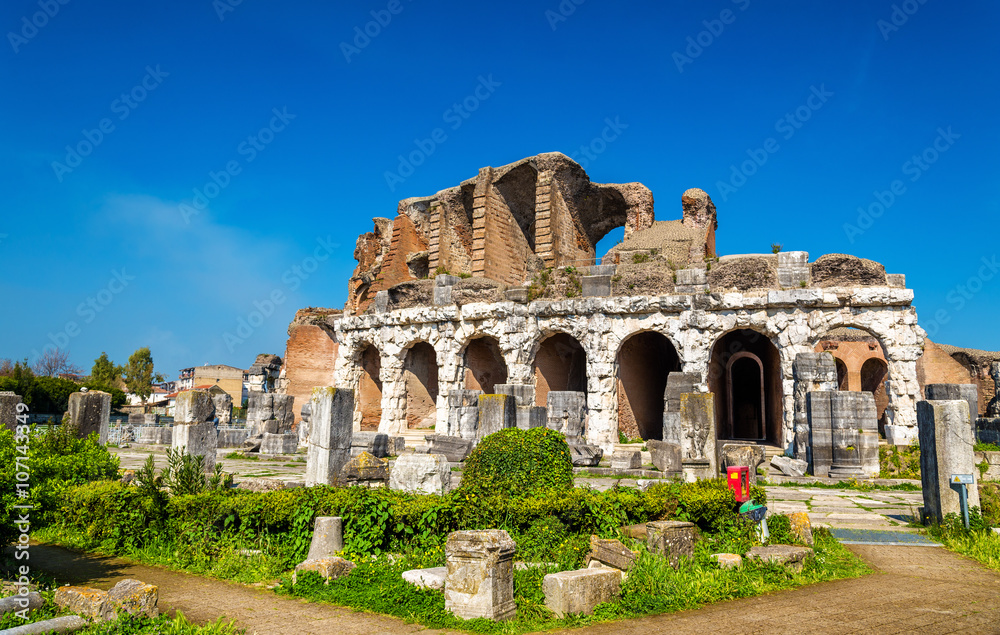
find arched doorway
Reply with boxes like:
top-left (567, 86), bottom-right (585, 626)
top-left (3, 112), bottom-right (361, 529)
top-left (533, 333), bottom-right (587, 407)
top-left (404, 342), bottom-right (438, 429)
top-left (617, 331), bottom-right (681, 440)
top-left (464, 336), bottom-right (508, 394)
top-left (834, 358), bottom-right (848, 390)
top-left (358, 344), bottom-right (382, 431)
top-left (815, 327), bottom-right (890, 433)
top-left (861, 357), bottom-right (889, 434)
top-left (709, 329), bottom-right (783, 445)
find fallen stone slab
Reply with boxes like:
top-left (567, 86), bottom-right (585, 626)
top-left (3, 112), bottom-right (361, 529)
top-left (389, 453), bottom-right (451, 495)
top-left (423, 435), bottom-right (473, 462)
top-left (746, 545), bottom-right (814, 572)
top-left (647, 520), bottom-right (696, 567)
top-left (402, 566), bottom-right (447, 590)
top-left (293, 557), bottom-right (356, 584)
top-left (771, 455), bottom-right (808, 477)
top-left (0, 592), bottom-right (43, 615)
top-left (54, 585), bottom-right (111, 620)
top-left (610, 449), bottom-right (640, 470)
top-left (647, 439), bottom-right (681, 473)
top-left (106, 579), bottom-right (158, 619)
top-left (0, 615), bottom-right (88, 634)
top-left (341, 451), bottom-right (389, 485)
top-left (712, 553), bottom-right (742, 569)
top-left (542, 568), bottom-right (622, 618)
top-left (569, 444), bottom-right (603, 467)
top-left (584, 535), bottom-right (637, 571)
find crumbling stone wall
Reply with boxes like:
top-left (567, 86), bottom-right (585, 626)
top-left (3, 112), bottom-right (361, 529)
top-left (282, 309), bottom-right (340, 425)
top-left (811, 254), bottom-right (887, 287)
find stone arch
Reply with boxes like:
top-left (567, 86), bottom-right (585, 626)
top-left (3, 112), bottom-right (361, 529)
top-left (709, 328), bottom-right (783, 445)
top-left (834, 357), bottom-right (848, 390)
top-left (462, 335), bottom-right (508, 394)
top-left (532, 332), bottom-right (587, 407)
top-left (403, 341), bottom-right (439, 429)
top-left (813, 325), bottom-right (890, 425)
top-left (357, 343), bottom-right (383, 431)
top-left (615, 330), bottom-right (681, 440)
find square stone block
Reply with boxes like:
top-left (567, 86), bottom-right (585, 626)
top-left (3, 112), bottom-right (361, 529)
top-left (542, 568), bottom-right (621, 617)
top-left (646, 520), bottom-right (695, 567)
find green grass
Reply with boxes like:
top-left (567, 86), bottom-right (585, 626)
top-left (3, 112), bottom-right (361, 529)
top-left (974, 442), bottom-right (1000, 452)
top-left (277, 529), bottom-right (868, 634)
top-left (771, 479), bottom-right (920, 492)
top-left (934, 530), bottom-right (1000, 573)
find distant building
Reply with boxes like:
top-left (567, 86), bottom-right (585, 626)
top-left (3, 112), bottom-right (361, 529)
top-left (177, 368), bottom-right (195, 391)
top-left (193, 365), bottom-right (245, 406)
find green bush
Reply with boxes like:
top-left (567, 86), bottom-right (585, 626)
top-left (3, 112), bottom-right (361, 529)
top-left (460, 427), bottom-right (573, 499)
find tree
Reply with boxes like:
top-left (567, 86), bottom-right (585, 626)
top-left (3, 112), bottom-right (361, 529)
top-left (90, 352), bottom-right (122, 386)
top-left (123, 347), bottom-right (164, 412)
top-left (32, 348), bottom-right (81, 377)
top-left (0, 359), bottom-right (14, 376)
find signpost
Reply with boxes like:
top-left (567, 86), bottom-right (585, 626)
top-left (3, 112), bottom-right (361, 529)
top-left (951, 474), bottom-right (974, 530)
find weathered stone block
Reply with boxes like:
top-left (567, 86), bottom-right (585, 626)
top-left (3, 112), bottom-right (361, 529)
top-left (106, 579), bottom-right (158, 619)
top-left (771, 455), bottom-right (807, 477)
top-left (424, 434), bottom-right (473, 462)
top-left (307, 517), bottom-right (343, 560)
top-left (65, 390), bottom-right (111, 444)
top-left (647, 439), bottom-right (682, 473)
top-left (885, 424), bottom-right (917, 446)
top-left (585, 536), bottom-right (637, 571)
top-left (433, 284), bottom-right (453, 306)
top-left (450, 405), bottom-right (480, 440)
top-left (436, 274), bottom-right (461, 287)
top-left (504, 288), bottom-right (529, 303)
top-left (675, 269), bottom-right (707, 286)
top-left (516, 406), bottom-right (547, 430)
top-left (662, 373), bottom-right (700, 445)
top-left (745, 545), bottom-right (813, 572)
top-left (305, 387), bottom-right (354, 486)
top-left (581, 275), bottom-right (611, 297)
top-left (0, 392), bottom-right (22, 433)
top-left (271, 394), bottom-right (295, 432)
top-left (777, 251), bottom-right (810, 287)
top-left (925, 384), bottom-right (979, 427)
top-left (174, 390), bottom-right (215, 424)
top-left (212, 393), bottom-right (233, 425)
top-left (679, 393), bottom-right (715, 471)
top-left (445, 530), bottom-right (517, 621)
top-left (494, 384), bottom-right (534, 407)
top-left (792, 352), bottom-right (838, 463)
top-left (542, 568), bottom-right (621, 617)
top-left (374, 290), bottom-right (389, 312)
top-left (610, 449), bottom-right (640, 470)
top-left (352, 431), bottom-right (391, 458)
top-left (54, 585), bottom-right (111, 620)
top-left (787, 511), bottom-right (814, 546)
top-left (342, 450), bottom-right (389, 485)
top-left (587, 264), bottom-right (616, 276)
top-left (569, 444), bottom-right (603, 466)
top-left (712, 553), bottom-right (742, 569)
top-left (293, 557), bottom-right (355, 584)
top-left (137, 426), bottom-right (171, 445)
top-left (478, 394), bottom-right (516, 440)
top-left (886, 273), bottom-right (906, 287)
top-left (217, 428), bottom-right (249, 448)
top-left (171, 421), bottom-right (217, 473)
top-left (647, 520), bottom-right (696, 567)
top-left (721, 443), bottom-right (765, 483)
top-left (918, 400), bottom-right (980, 524)
top-left (389, 453), bottom-right (451, 494)
top-left (546, 391), bottom-right (587, 442)
top-left (403, 566), bottom-right (447, 590)
top-left (260, 432), bottom-right (298, 455)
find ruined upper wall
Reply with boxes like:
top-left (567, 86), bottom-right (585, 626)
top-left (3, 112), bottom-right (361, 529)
top-left (345, 152), bottom-right (653, 312)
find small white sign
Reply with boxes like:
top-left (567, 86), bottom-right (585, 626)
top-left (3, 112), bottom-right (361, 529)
top-left (951, 474), bottom-right (974, 485)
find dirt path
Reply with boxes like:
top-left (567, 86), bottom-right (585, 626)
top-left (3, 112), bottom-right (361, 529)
top-left (20, 542), bottom-right (1000, 634)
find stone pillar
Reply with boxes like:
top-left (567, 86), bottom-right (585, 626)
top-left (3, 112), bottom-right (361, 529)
top-left (477, 394), bottom-right (516, 441)
top-left (172, 390), bottom-right (217, 472)
top-left (448, 389), bottom-right (482, 439)
top-left (64, 390), bottom-right (111, 444)
top-left (0, 392), bottom-right (23, 433)
top-left (791, 353), bottom-right (837, 463)
top-left (495, 384), bottom-right (541, 430)
top-left (679, 392), bottom-right (716, 481)
top-left (918, 399), bottom-right (980, 524)
top-left (807, 391), bottom-right (833, 478)
top-left (444, 530), bottom-right (517, 621)
top-left (305, 387), bottom-right (354, 486)
top-left (987, 362), bottom-right (999, 417)
top-left (212, 393), bottom-right (233, 426)
top-left (662, 372), bottom-right (699, 445)
top-left (925, 384), bottom-right (980, 433)
top-left (307, 517), bottom-right (343, 560)
top-left (546, 391), bottom-right (586, 443)
top-left (828, 392), bottom-right (878, 479)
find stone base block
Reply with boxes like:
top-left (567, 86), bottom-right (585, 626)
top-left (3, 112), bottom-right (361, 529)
top-left (293, 557), bottom-right (356, 584)
top-left (884, 424), bottom-right (917, 446)
top-left (581, 275), bottom-right (611, 297)
top-left (171, 421), bottom-right (217, 473)
top-left (646, 520), bottom-right (696, 568)
top-left (217, 428), bottom-right (250, 448)
top-left (721, 443), bottom-right (765, 482)
top-left (516, 406), bottom-right (547, 430)
top-left (681, 459), bottom-right (714, 482)
top-left (647, 440), bottom-right (682, 473)
top-left (542, 568), bottom-right (622, 617)
top-left (424, 435), bottom-right (473, 462)
top-left (570, 444), bottom-right (603, 467)
top-left (445, 530), bottom-right (517, 621)
top-left (389, 453), bottom-right (451, 494)
top-left (745, 545), bottom-right (813, 572)
top-left (137, 426), bottom-right (171, 445)
top-left (260, 432), bottom-right (298, 455)
top-left (341, 451), bottom-right (389, 485)
top-left (610, 450), bottom-right (640, 470)
top-left (403, 566), bottom-right (447, 590)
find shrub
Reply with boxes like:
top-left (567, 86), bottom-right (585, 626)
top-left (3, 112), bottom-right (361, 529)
top-left (674, 478), bottom-right (740, 532)
top-left (460, 427), bottom-right (573, 499)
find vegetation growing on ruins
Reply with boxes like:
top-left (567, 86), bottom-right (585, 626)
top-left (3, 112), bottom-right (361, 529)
top-left (460, 428), bottom-right (573, 498)
top-left (879, 444), bottom-right (921, 480)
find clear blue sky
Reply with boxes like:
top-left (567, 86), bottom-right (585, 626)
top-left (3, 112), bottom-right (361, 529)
top-left (1, 0), bottom-right (997, 378)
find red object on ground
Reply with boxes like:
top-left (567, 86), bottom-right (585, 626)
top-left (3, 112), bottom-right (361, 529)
top-left (727, 466), bottom-right (751, 502)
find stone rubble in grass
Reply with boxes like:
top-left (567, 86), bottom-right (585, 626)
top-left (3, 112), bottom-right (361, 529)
top-left (293, 557), bottom-right (356, 584)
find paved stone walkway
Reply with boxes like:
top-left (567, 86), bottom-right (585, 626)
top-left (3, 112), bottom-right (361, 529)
top-left (766, 485), bottom-right (924, 531)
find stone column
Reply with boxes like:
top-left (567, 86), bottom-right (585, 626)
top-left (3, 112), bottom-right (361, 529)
top-left (172, 390), bottom-right (218, 472)
top-left (680, 392), bottom-right (716, 481)
top-left (918, 399), bottom-right (980, 524)
top-left (791, 353), bottom-right (837, 463)
top-left (662, 372), bottom-right (700, 446)
top-left (0, 392), bottom-right (23, 433)
top-left (212, 393), bottom-right (233, 426)
top-left (545, 391), bottom-right (586, 443)
top-left (64, 390), bottom-right (111, 444)
top-left (378, 357), bottom-right (406, 434)
top-left (827, 391), bottom-right (878, 479)
top-left (444, 530), bottom-right (517, 621)
top-left (477, 394), bottom-right (516, 441)
top-left (925, 384), bottom-right (980, 435)
top-left (305, 387), bottom-right (354, 486)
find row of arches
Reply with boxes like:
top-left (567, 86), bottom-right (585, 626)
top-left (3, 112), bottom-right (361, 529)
top-left (353, 325), bottom-right (892, 445)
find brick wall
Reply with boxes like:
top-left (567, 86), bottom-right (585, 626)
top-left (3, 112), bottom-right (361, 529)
top-left (282, 323), bottom-right (338, 425)
top-left (916, 340), bottom-right (987, 415)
